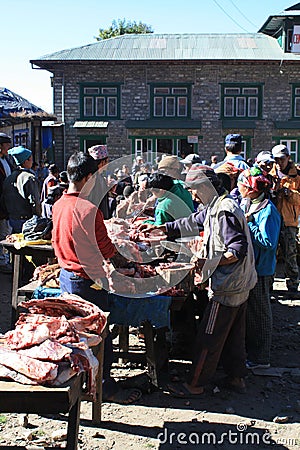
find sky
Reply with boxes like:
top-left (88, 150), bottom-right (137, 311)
top-left (1, 0), bottom-right (291, 113)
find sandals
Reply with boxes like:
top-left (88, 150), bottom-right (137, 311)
top-left (118, 373), bottom-right (152, 394)
top-left (166, 382), bottom-right (204, 399)
top-left (103, 387), bottom-right (142, 404)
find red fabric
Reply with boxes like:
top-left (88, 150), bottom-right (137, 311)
top-left (52, 192), bottom-right (116, 279)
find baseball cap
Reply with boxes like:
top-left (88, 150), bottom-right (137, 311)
top-left (225, 134), bottom-right (242, 145)
top-left (180, 154), bottom-right (203, 165)
top-left (272, 144), bottom-right (290, 158)
top-left (0, 132), bottom-right (11, 144)
top-left (256, 151), bottom-right (275, 163)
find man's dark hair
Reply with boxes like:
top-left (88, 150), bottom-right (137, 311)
top-left (216, 172), bottom-right (231, 192)
top-left (59, 170), bottom-right (68, 183)
top-left (225, 142), bottom-right (242, 155)
top-left (67, 152), bottom-right (98, 182)
top-left (148, 172), bottom-right (174, 191)
top-left (49, 164), bottom-right (59, 175)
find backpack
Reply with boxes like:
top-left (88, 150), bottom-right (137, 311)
top-left (22, 216), bottom-right (53, 241)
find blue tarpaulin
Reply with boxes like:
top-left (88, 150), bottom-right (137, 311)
top-left (33, 287), bottom-right (171, 329)
top-left (0, 87), bottom-right (45, 117)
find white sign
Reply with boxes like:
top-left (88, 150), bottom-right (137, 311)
top-left (291, 25), bottom-right (300, 53)
top-left (187, 136), bottom-right (198, 144)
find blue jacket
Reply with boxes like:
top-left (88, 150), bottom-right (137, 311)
top-left (242, 200), bottom-right (281, 276)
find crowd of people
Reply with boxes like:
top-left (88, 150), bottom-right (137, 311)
top-left (0, 130), bottom-right (299, 403)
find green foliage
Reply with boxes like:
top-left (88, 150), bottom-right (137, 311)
top-left (96, 19), bottom-right (153, 40)
top-left (0, 415), bottom-right (7, 424)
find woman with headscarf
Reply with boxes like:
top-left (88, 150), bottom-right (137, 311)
top-left (237, 166), bottom-right (281, 369)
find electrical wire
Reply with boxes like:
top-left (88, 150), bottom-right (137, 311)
top-left (229, 0), bottom-right (259, 29)
top-left (212, 0), bottom-right (251, 33)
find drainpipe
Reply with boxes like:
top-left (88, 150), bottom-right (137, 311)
top-left (61, 73), bottom-right (66, 169)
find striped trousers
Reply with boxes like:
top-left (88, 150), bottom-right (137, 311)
top-left (188, 299), bottom-right (247, 387)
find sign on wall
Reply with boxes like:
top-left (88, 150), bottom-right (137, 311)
top-left (291, 25), bottom-right (300, 53)
top-left (187, 136), bottom-right (198, 144)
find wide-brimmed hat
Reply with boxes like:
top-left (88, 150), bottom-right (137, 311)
top-left (158, 156), bottom-right (181, 171)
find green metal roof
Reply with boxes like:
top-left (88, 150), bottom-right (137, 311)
top-left (31, 33), bottom-right (300, 66)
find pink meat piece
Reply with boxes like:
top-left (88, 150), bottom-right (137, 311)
top-left (7, 315), bottom-right (78, 349)
top-left (18, 339), bottom-right (72, 362)
top-left (0, 363), bottom-right (39, 385)
top-left (47, 362), bottom-right (78, 386)
top-left (0, 348), bottom-right (58, 382)
top-left (4, 322), bottom-right (51, 350)
top-left (19, 295), bottom-right (107, 335)
top-left (68, 343), bottom-right (99, 400)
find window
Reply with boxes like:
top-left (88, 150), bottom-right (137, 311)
top-left (221, 84), bottom-right (262, 119)
top-left (292, 85), bottom-right (300, 118)
top-left (80, 84), bottom-right (120, 119)
top-left (151, 85), bottom-right (190, 118)
top-left (280, 139), bottom-right (298, 162)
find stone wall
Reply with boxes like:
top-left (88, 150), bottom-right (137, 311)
top-left (51, 61), bottom-right (300, 166)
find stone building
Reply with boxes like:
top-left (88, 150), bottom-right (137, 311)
top-left (30, 3), bottom-right (300, 168)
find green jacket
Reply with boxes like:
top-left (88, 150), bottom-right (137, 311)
top-left (150, 180), bottom-right (194, 225)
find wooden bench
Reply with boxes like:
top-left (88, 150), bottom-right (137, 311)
top-left (0, 375), bottom-right (83, 450)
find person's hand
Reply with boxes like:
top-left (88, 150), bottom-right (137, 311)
top-left (136, 223), bottom-right (156, 234)
top-left (245, 212), bottom-right (253, 223)
top-left (195, 258), bottom-right (206, 271)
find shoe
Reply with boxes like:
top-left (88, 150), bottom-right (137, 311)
top-left (246, 360), bottom-right (270, 370)
top-left (0, 263), bottom-right (12, 274)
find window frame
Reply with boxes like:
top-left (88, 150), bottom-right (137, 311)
top-left (220, 83), bottom-right (263, 119)
top-left (150, 83), bottom-right (192, 119)
top-left (79, 83), bottom-right (121, 120)
top-left (291, 84), bottom-right (300, 118)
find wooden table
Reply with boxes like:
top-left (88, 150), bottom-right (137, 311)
top-left (0, 240), bottom-right (55, 326)
top-left (0, 374), bottom-right (83, 450)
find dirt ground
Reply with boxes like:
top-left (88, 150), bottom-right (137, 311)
top-left (0, 264), bottom-right (299, 450)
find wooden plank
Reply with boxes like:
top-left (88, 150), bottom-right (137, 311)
top-left (0, 375), bottom-right (82, 414)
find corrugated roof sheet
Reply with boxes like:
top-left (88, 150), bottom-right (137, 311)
top-left (31, 33), bottom-right (300, 64)
top-left (0, 87), bottom-right (50, 117)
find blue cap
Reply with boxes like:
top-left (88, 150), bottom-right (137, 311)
top-left (225, 134), bottom-right (242, 145)
top-left (8, 146), bottom-right (32, 166)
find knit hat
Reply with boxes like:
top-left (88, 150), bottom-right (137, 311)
top-left (0, 132), bottom-right (11, 144)
top-left (238, 166), bottom-right (271, 192)
top-left (8, 146), bottom-right (32, 166)
top-left (88, 144), bottom-right (108, 161)
top-left (185, 164), bottom-right (221, 188)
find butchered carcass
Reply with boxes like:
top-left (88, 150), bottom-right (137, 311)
top-left (18, 339), bottom-right (72, 362)
top-left (19, 294), bottom-right (107, 335)
top-left (0, 348), bottom-right (58, 382)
